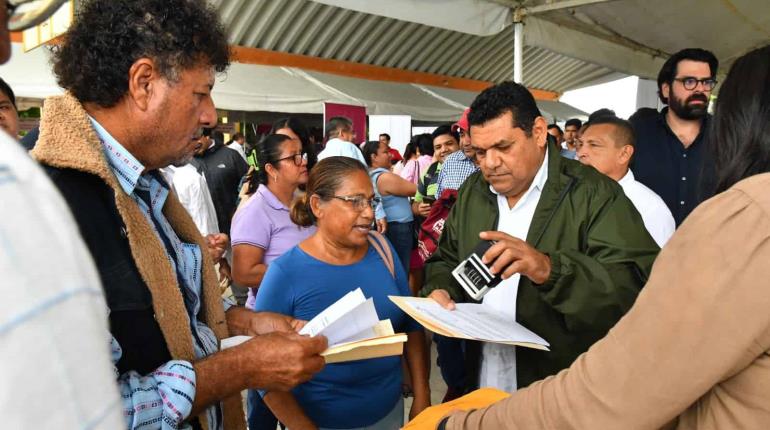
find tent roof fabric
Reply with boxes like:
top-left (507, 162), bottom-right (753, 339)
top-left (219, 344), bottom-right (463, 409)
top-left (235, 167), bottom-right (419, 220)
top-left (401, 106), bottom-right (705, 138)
top-left (533, 0), bottom-right (770, 79)
top-left (209, 0), bottom-right (622, 94)
top-left (210, 0), bottom-right (770, 93)
top-left (0, 43), bottom-right (584, 121)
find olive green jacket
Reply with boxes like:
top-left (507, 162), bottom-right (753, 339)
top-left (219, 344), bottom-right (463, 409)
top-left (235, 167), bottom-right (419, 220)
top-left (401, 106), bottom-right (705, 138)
top-left (422, 143), bottom-right (660, 388)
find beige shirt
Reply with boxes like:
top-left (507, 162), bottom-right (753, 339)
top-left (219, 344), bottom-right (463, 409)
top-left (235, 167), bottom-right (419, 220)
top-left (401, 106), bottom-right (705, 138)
top-left (446, 172), bottom-right (770, 429)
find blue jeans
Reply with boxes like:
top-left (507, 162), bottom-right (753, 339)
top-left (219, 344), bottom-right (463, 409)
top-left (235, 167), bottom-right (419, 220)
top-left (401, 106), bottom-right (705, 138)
top-left (385, 221), bottom-right (413, 275)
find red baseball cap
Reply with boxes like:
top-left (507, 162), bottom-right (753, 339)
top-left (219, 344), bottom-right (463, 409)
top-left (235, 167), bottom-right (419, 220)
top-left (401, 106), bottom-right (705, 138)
top-left (388, 147), bottom-right (403, 162)
top-left (452, 108), bottom-right (471, 133)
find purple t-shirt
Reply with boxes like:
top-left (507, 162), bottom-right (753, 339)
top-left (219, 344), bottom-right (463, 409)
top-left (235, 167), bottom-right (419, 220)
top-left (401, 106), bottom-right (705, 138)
top-left (230, 185), bottom-right (315, 308)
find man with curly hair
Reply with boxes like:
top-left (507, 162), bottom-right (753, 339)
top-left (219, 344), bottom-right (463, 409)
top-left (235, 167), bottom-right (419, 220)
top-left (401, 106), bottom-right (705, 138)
top-left (423, 81), bottom-right (659, 395)
top-left (31, 1), bottom-right (326, 429)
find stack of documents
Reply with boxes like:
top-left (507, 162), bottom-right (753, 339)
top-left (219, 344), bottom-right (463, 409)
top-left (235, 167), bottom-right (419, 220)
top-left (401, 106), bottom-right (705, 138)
top-left (389, 296), bottom-right (549, 350)
top-left (222, 289), bottom-right (407, 363)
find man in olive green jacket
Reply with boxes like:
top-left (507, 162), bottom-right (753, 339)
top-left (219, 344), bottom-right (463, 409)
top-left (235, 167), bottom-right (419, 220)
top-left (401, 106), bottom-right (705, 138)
top-left (422, 81), bottom-right (659, 391)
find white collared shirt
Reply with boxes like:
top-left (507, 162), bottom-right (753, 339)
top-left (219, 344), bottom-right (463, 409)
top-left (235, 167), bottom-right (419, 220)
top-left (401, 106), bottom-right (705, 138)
top-left (479, 147), bottom-right (549, 393)
top-left (618, 170), bottom-right (675, 248)
top-left (161, 164), bottom-right (220, 237)
top-left (227, 142), bottom-right (246, 161)
top-left (318, 138), bottom-right (367, 167)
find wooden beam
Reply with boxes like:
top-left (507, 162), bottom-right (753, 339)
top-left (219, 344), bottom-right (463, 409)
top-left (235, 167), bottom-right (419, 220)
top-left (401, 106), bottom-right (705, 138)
top-left (230, 45), bottom-right (560, 101)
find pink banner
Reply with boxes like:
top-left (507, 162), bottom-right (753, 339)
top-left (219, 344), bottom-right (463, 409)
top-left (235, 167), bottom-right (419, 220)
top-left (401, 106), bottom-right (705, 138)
top-left (323, 102), bottom-right (367, 145)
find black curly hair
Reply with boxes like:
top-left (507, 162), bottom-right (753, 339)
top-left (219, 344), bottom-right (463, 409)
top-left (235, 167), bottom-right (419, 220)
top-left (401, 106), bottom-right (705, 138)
top-left (52, 0), bottom-right (230, 108)
top-left (468, 81), bottom-right (542, 137)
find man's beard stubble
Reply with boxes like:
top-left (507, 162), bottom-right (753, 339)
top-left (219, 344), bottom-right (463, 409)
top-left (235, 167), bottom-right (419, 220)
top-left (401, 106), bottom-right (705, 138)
top-left (669, 92), bottom-right (709, 120)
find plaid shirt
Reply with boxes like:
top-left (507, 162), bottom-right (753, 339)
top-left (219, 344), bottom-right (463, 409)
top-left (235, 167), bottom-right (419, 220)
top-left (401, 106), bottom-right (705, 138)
top-left (434, 150), bottom-right (479, 198)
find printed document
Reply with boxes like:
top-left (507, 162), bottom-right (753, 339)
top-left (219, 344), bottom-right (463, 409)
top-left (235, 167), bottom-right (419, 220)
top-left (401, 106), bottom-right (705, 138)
top-left (222, 288), bottom-right (407, 363)
top-left (390, 296), bottom-right (549, 350)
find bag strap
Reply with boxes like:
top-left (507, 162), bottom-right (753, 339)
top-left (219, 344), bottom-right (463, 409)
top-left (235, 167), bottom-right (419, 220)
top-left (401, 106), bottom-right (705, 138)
top-left (367, 231), bottom-right (395, 279)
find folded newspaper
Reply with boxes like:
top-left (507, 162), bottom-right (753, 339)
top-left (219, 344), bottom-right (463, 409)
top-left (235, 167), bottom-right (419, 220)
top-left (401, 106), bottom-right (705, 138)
top-left (221, 288), bottom-right (407, 363)
top-left (389, 296), bottom-right (549, 350)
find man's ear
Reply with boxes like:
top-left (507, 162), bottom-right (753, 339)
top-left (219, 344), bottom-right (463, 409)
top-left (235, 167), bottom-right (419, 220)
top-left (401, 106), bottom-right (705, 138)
top-left (532, 116), bottom-right (549, 149)
top-left (661, 82), bottom-right (671, 103)
top-left (127, 58), bottom-right (158, 111)
top-left (619, 144), bottom-right (634, 165)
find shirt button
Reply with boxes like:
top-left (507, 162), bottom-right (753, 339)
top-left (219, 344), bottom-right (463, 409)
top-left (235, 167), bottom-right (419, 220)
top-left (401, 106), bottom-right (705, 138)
top-left (682, 177), bottom-right (687, 181)
top-left (680, 201), bottom-right (685, 205)
top-left (683, 154), bottom-right (687, 158)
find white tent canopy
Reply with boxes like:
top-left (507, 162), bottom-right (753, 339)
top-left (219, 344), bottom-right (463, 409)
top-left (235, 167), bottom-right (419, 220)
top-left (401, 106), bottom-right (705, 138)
top-left (0, 44), bottom-right (63, 100)
top-left (0, 43), bottom-right (585, 122)
top-left (311, 0), bottom-right (511, 37)
top-left (414, 84), bottom-right (587, 121)
top-left (307, 0), bottom-right (770, 85)
top-left (211, 64), bottom-right (357, 113)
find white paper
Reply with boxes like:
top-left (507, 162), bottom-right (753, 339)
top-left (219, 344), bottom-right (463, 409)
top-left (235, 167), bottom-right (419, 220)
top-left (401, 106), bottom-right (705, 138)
top-left (222, 288), bottom-right (385, 352)
top-left (405, 299), bottom-right (548, 347)
top-left (299, 288), bottom-right (380, 347)
top-left (220, 335), bottom-right (251, 349)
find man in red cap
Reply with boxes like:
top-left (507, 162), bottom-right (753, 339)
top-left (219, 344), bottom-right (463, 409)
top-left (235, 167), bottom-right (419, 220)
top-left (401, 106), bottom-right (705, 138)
top-left (434, 108), bottom-right (479, 198)
top-left (381, 133), bottom-right (404, 166)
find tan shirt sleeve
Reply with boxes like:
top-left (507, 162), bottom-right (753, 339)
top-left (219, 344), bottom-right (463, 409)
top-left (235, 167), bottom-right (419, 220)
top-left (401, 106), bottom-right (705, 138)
top-left (445, 186), bottom-right (770, 429)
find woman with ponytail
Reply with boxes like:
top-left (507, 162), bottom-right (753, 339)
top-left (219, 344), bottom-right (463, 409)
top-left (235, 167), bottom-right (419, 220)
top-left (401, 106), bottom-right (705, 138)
top-left (230, 133), bottom-right (315, 429)
top-left (255, 156), bottom-right (431, 429)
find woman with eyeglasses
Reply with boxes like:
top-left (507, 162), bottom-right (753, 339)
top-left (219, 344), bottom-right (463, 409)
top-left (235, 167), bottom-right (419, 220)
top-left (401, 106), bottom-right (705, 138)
top-left (231, 133), bottom-right (315, 429)
top-left (254, 156), bottom-right (430, 430)
top-left (362, 139), bottom-right (418, 275)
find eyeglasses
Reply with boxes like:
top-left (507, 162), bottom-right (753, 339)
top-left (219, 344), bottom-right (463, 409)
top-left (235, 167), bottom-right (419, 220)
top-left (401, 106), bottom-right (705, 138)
top-left (673, 77), bottom-right (717, 91)
top-left (324, 194), bottom-right (380, 212)
top-left (275, 152), bottom-right (307, 166)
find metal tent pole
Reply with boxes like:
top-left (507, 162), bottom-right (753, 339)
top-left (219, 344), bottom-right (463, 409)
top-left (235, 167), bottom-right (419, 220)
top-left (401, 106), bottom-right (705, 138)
top-left (513, 20), bottom-right (523, 83)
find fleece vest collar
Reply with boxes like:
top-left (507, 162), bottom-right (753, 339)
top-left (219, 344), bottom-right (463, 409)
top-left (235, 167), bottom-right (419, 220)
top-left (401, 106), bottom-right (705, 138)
top-left (31, 93), bottom-right (245, 430)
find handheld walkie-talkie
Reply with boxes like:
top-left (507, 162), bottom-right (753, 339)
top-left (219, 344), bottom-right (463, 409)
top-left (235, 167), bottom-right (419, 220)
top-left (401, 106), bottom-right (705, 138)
top-left (451, 240), bottom-right (503, 300)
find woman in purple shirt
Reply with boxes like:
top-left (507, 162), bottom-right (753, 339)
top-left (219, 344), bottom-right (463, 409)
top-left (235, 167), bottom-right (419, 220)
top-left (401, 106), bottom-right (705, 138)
top-left (231, 133), bottom-right (316, 429)
top-left (232, 133), bottom-right (315, 305)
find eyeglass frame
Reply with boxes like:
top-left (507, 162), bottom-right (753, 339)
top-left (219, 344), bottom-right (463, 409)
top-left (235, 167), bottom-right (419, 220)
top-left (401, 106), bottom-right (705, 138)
top-left (320, 194), bottom-right (380, 212)
top-left (672, 76), bottom-right (718, 91)
top-left (275, 152), bottom-right (308, 166)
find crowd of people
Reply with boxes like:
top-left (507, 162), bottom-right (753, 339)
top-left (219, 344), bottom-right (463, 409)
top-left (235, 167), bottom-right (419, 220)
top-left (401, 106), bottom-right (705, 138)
top-left (2, 0), bottom-right (770, 429)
